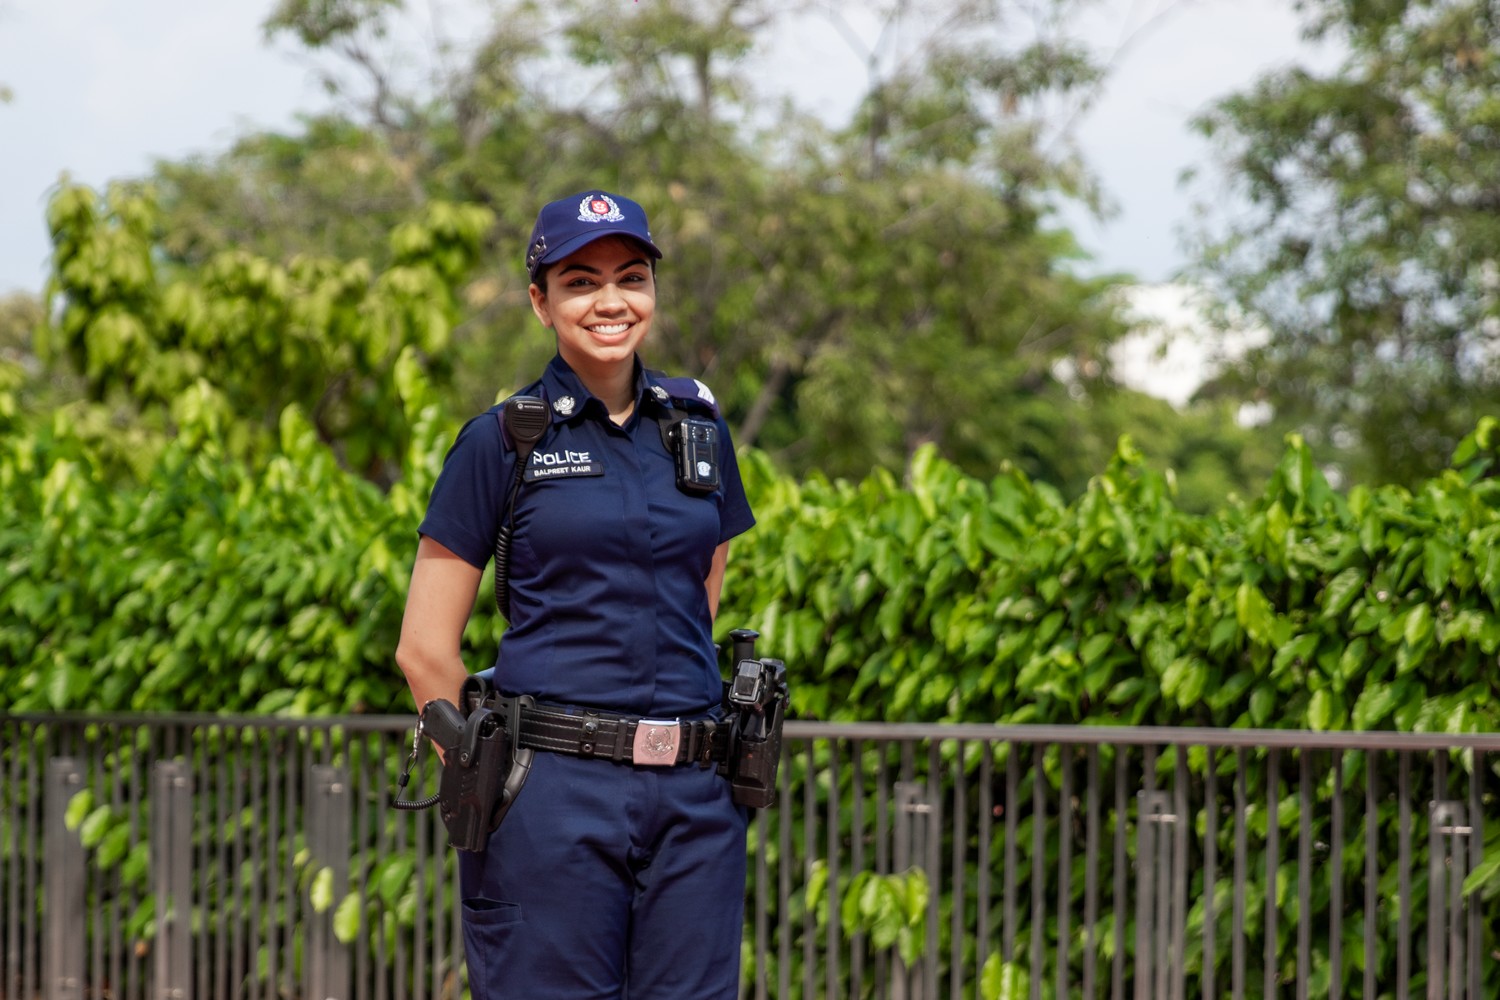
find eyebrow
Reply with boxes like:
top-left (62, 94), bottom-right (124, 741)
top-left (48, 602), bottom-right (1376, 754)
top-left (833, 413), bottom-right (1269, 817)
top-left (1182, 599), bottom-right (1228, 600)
top-left (556, 258), bottom-right (651, 277)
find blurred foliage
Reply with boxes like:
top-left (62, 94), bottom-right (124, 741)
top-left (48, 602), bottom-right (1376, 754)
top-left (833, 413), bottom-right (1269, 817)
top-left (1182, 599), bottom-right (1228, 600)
top-left (1190, 0), bottom-right (1500, 488)
top-left (39, 181), bottom-right (490, 483)
top-left (90, 0), bottom-right (1275, 504)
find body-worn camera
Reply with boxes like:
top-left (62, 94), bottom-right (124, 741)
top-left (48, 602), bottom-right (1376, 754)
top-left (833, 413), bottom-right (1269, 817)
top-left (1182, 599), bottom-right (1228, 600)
top-left (721, 629), bottom-right (789, 810)
top-left (671, 416), bottom-right (721, 496)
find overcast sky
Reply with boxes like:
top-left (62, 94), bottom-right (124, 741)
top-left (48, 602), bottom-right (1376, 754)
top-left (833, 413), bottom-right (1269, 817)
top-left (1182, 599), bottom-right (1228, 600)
top-left (0, 0), bottom-right (1340, 299)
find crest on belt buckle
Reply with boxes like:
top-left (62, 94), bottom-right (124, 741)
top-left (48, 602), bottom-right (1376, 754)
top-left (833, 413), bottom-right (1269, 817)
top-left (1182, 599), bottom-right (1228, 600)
top-left (632, 720), bottom-right (680, 766)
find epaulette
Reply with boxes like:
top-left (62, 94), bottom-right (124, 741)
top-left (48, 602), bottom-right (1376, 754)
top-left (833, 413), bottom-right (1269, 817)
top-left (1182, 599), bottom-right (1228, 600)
top-left (651, 375), bottom-right (721, 419)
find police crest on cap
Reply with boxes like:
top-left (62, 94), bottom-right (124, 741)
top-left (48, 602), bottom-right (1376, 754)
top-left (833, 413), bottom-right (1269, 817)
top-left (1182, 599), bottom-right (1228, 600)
top-left (578, 195), bottom-right (624, 223)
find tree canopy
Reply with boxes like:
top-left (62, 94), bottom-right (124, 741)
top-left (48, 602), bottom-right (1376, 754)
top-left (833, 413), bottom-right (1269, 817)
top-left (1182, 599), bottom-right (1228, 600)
top-left (1190, 0), bottom-right (1500, 486)
top-left (85, 0), bottom-right (1270, 503)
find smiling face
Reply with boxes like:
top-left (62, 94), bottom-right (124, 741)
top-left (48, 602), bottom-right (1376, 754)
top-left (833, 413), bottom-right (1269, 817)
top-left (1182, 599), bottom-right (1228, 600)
top-left (529, 236), bottom-right (656, 378)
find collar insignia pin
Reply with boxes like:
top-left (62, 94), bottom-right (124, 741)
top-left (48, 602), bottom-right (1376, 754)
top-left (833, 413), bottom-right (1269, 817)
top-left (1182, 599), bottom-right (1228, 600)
top-left (553, 395), bottom-right (576, 416)
top-left (651, 385), bottom-right (669, 402)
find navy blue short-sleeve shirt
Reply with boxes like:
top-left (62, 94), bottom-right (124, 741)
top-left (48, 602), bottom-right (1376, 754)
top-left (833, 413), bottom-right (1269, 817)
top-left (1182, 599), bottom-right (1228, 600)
top-left (418, 355), bottom-right (755, 717)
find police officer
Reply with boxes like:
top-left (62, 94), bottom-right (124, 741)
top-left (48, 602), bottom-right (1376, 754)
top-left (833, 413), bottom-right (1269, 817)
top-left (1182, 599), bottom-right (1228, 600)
top-left (395, 189), bottom-right (756, 999)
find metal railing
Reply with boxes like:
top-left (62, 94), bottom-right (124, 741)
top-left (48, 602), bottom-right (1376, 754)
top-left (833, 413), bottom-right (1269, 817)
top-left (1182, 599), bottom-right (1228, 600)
top-left (3, 714), bottom-right (1497, 999)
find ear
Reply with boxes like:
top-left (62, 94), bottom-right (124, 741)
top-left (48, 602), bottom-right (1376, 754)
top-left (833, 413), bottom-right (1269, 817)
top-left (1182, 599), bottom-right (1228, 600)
top-left (528, 283), bottom-right (554, 328)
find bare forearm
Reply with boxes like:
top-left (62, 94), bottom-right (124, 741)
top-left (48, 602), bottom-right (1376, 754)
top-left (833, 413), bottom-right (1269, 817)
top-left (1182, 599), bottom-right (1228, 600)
top-left (396, 645), bottom-right (472, 712)
top-left (397, 536), bottom-right (484, 712)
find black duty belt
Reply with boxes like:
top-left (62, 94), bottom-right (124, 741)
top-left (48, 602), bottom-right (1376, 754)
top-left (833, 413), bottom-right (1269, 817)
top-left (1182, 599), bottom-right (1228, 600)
top-left (514, 702), bottom-right (731, 768)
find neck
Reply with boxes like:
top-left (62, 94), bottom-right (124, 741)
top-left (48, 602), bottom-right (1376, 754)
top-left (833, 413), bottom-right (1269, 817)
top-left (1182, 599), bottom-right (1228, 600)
top-left (568, 354), bottom-right (636, 424)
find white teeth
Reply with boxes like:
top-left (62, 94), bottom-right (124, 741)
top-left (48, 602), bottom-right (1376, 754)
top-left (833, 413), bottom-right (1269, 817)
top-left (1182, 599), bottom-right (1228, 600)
top-left (590, 323), bottom-right (630, 334)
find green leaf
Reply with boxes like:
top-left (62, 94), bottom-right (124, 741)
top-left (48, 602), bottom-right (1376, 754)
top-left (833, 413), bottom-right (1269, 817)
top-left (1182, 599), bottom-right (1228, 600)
top-left (1235, 583), bottom-right (1275, 644)
top-left (980, 955), bottom-right (1030, 1000)
top-left (1352, 683), bottom-right (1397, 729)
top-left (80, 805), bottom-right (113, 849)
top-left (1463, 852), bottom-right (1500, 898)
top-left (1249, 684), bottom-right (1275, 726)
top-left (333, 891), bottom-right (363, 944)
top-left (1403, 604), bottom-right (1433, 648)
top-left (310, 866), bottom-right (335, 913)
top-left (1320, 568), bottom-right (1365, 619)
top-left (64, 788), bottom-right (95, 831)
top-left (1423, 538), bottom-right (1453, 595)
top-left (1307, 688), bottom-right (1333, 731)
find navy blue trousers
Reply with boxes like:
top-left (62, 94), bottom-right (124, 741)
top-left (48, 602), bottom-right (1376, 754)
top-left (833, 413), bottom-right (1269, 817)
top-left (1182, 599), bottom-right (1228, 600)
top-left (458, 751), bottom-right (748, 999)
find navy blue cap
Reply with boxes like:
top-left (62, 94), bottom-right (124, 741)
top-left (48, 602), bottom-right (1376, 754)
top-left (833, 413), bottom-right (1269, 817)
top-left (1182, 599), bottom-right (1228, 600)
top-left (525, 190), bottom-right (663, 280)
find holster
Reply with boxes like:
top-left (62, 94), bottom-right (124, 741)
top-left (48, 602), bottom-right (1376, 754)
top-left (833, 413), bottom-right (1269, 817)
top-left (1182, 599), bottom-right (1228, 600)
top-left (416, 680), bottom-right (534, 852)
top-left (719, 635), bottom-right (790, 810)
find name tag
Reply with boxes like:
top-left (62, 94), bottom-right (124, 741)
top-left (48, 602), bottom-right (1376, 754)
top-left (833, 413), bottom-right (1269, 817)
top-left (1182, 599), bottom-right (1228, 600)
top-left (525, 449), bottom-right (604, 482)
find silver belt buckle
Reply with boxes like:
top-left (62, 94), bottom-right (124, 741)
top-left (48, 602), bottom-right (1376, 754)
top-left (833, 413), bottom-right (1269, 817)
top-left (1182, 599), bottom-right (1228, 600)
top-left (632, 719), bottom-right (681, 766)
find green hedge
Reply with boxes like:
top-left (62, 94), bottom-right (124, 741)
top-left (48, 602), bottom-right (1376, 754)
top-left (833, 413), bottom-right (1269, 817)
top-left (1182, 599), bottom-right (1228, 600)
top-left (5, 390), bottom-right (1500, 732)
top-left (726, 418), bottom-right (1500, 733)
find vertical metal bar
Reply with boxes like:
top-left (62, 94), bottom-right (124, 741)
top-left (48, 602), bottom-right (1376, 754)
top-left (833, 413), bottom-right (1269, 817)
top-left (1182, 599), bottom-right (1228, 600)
top-left (1364, 752), bottom-right (1378, 1000)
top-left (213, 726), bottom-right (229, 1000)
top-left (1468, 751), bottom-right (1484, 999)
top-left (411, 737), bottom-right (429, 1000)
top-left (777, 739), bottom-right (795, 1000)
top-left (196, 727), bottom-right (212, 1000)
top-left (1171, 748), bottom-right (1188, 1000)
top-left (308, 763), bottom-right (352, 1000)
top-left (1233, 748), bottom-right (1247, 1000)
top-left (1134, 791), bottom-right (1159, 1000)
top-left (1153, 791), bottom-right (1171, 1000)
top-left (925, 741), bottom-right (941, 1000)
top-left (154, 759), bottom-right (193, 1000)
top-left (1003, 748), bottom-right (1019, 971)
top-left (1029, 744), bottom-right (1046, 1000)
top-left (802, 740), bottom-right (817, 1000)
top-left (1329, 751), bottom-right (1344, 1000)
top-left (104, 727), bottom-right (122, 1000)
top-left (1447, 805), bottom-right (1465, 1000)
top-left (393, 731), bottom-right (410, 1000)
top-left (1112, 748), bottom-right (1127, 1000)
top-left (126, 726), bottom-right (150, 1000)
top-left (1264, 747), bottom-right (1280, 1000)
top-left (1203, 748), bottom-right (1219, 1000)
top-left (45, 756), bottom-right (85, 1000)
top-left (786, 743), bottom-right (798, 1000)
top-left (827, 740), bottom-right (842, 1000)
top-left (286, 727), bottom-right (299, 1000)
top-left (233, 727), bottom-right (250, 1000)
top-left (850, 739), bottom-right (866, 1000)
top-left (1397, 752), bottom-right (1411, 1000)
top-left (950, 740), bottom-right (967, 1000)
top-left (24, 725), bottom-right (42, 1000)
top-left (976, 742), bottom-right (993, 992)
top-left (87, 733), bottom-right (103, 1000)
top-left (1083, 745), bottom-right (1100, 1000)
top-left (1297, 751), bottom-right (1311, 1000)
top-left (1135, 746), bottom-right (1159, 1000)
top-left (1427, 800), bottom-right (1445, 1000)
top-left (1056, 745), bottom-right (1073, 1000)
top-left (754, 802), bottom-right (770, 1000)
top-left (4, 721), bottom-right (21, 1000)
top-left (358, 734), bottom-right (377, 1000)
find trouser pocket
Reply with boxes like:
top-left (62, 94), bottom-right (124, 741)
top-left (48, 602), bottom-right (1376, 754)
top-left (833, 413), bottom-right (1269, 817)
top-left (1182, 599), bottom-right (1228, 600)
top-left (461, 897), bottom-right (522, 999)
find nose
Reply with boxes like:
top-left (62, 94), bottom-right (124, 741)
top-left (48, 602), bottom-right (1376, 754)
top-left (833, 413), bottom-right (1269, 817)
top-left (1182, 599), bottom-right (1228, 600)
top-left (593, 282), bottom-right (627, 314)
